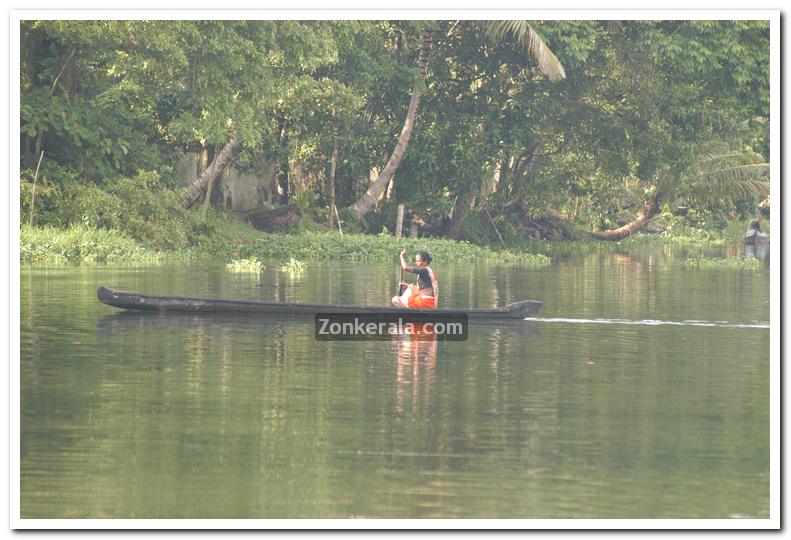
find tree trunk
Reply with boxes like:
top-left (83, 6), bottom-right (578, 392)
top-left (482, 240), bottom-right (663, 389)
top-left (384, 176), bottom-right (395, 201)
top-left (278, 160), bottom-right (290, 204)
top-left (524, 147), bottom-right (542, 186)
top-left (447, 191), bottom-right (474, 240)
top-left (182, 138), bottom-right (241, 208)
top-left (513, 146), bottom-right (542, 189)
top-left (587, 199), bottom-right (660, 240)
top-left (447, 204), bottom-right (467, 240)
top-left (349, 28), bottom-right (432, 219)
top-left (201, 152), bottom-right (218, 219)
top-left (275, 123), bottom-right (289, 204)
top-left (28, 151), bottom-right (44, 226)
top-left (486, 161), bottom-right (504, 197)
top-left (327, 126), bottom-right (339, 227)
top-left (475, 162), bottom-right (501, 208)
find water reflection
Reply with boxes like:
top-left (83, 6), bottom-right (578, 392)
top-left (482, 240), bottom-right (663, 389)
top-left (22, 254), bottom-right (770, 519)
top-left (745, 242), bottom-right (769, 260)
top-left (393, 329), bottom-right (438, 416)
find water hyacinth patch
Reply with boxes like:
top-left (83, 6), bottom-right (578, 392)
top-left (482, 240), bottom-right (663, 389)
top-left (225, 256), bottom-right (265, 273)
top-left (239, 232), bottom-right (552, 267)
top-left (280, 257), bottom-right (307, 275)
top-left (684, 257), bottom-right (762, 270)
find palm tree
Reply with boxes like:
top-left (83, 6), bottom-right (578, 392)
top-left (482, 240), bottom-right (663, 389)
top-left (349, 21), bottom-right (566, 220)
top-left (589, 142), bottom-right (770, 240)
top-left (480, 20), bottom-right (566, 81)
top-left (349, 28), bottom-right (432, 219)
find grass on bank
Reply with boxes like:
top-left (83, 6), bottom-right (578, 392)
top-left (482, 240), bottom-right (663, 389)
top-left (21, 224), bottom-right (161, 265)
top-left (20, 222), bottom-right (552, 267)
top-left (21, 208), bottom-right (759, 267)
top-left (21, 168), bottom-right (759, 267)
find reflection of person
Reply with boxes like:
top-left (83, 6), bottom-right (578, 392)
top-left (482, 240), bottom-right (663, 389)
top-left (395, 328), bottom-right (438, 414)
top-left (391, 250), bottom-right (438, 308)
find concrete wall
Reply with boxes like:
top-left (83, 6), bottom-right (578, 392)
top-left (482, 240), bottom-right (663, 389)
top-left (177, 152), bottom-right (275, 212)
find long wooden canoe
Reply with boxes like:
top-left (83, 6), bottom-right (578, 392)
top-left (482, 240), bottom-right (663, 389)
top-left (97, 286), bottom-right (542, 320)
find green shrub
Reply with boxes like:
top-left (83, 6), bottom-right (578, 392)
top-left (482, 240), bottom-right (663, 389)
top-left (20, 224), bottom-right (159, 264)
top-left (58, 184), bottom-right (127, 228)
top-left (111, 175), bottom-right (196, 249)
top-left (20, 179), bottom-right (63, 227)
top-left (57, 171), bottom-right (203, 250)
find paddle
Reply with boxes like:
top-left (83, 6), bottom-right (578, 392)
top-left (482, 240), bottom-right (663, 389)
top-left (397, 254), bottom-right (406, 297)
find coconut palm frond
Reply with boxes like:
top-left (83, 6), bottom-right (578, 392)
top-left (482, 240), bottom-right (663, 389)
top-left (700, 163), bottom-right (769, 181)
top-left (697, 152), bottom-right (753, 166)
top-left (697, 164), bottom-right (770, 199)
top-left (689, 144), bottom-right (770, 203)
top-left (650, 142), bottom-right (769, 207)
top-left (481, 20), bottom-right (566, 81)
top-left (693, 141), bottom-right (764, 166)
top-left (697, 179), bottom-right (770, 201)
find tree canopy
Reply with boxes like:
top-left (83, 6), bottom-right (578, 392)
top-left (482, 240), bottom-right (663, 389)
top-left (20, 19), bottom-right (770, 240)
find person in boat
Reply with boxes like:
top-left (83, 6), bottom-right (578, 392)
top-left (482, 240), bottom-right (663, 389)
top-left (391, 249), bottom-right (438, 309)
top-left (745, 216), bottom-right (764, 239)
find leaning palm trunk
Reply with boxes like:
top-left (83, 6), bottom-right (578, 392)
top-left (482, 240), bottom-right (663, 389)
top-left (587, 200), bottom-right (660, 240)
top-left (182, 139), bottom-right (241, 209)
top-left (588, 143), bottom-right (770, 241)
top-left (349, 29), bottom-right (432, 219)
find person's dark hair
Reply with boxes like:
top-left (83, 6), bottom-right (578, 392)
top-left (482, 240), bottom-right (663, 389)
top-left (416, 250), bottom-right (432, 264)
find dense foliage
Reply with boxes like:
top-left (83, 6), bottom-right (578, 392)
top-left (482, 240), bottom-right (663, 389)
top-left (20, 19), bottom-right (770, 247)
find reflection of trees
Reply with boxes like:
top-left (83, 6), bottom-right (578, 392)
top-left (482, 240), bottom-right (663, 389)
top-left (527, 251), bottom-right (769, 324)
top-left (20, 261), bottom-right (770, 518)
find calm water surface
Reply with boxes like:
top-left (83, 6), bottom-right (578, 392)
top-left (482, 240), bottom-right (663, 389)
top-left (20, 245), bottom-right (770, 519)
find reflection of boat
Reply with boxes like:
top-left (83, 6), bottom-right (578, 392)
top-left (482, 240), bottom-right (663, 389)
top-left (744, 228), bottom-right (769, 244)
top-left (745, 241), bottom-right (769, 261)
top-left (96, 311), bottom-right (287, 333)
top-left (96, 311), bottom-right (540, 338)
top-left (97, 286), bottom-right (542, 320)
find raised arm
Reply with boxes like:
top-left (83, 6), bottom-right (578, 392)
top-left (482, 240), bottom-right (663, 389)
top-left (400, 249), bottom-right (417, 273)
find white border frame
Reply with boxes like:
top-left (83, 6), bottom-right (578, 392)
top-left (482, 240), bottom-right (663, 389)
top-left (8, 9), bottom-right (781, 530)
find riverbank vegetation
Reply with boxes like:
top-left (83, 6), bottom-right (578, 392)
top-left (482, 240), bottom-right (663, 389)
top-left (20, 220), bottom-right (553, 266)
top-left (20, 224), bottom-right (160, 265)
top-left (22, 214), bottom-right (762, 267)
top-left (684, 257), bottom-right (762, 270)
top-left (20, 20), bottom-right (769, 263)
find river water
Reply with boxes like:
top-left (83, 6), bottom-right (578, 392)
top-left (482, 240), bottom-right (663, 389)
top-left (19, 244), bottom-right (771, 519)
